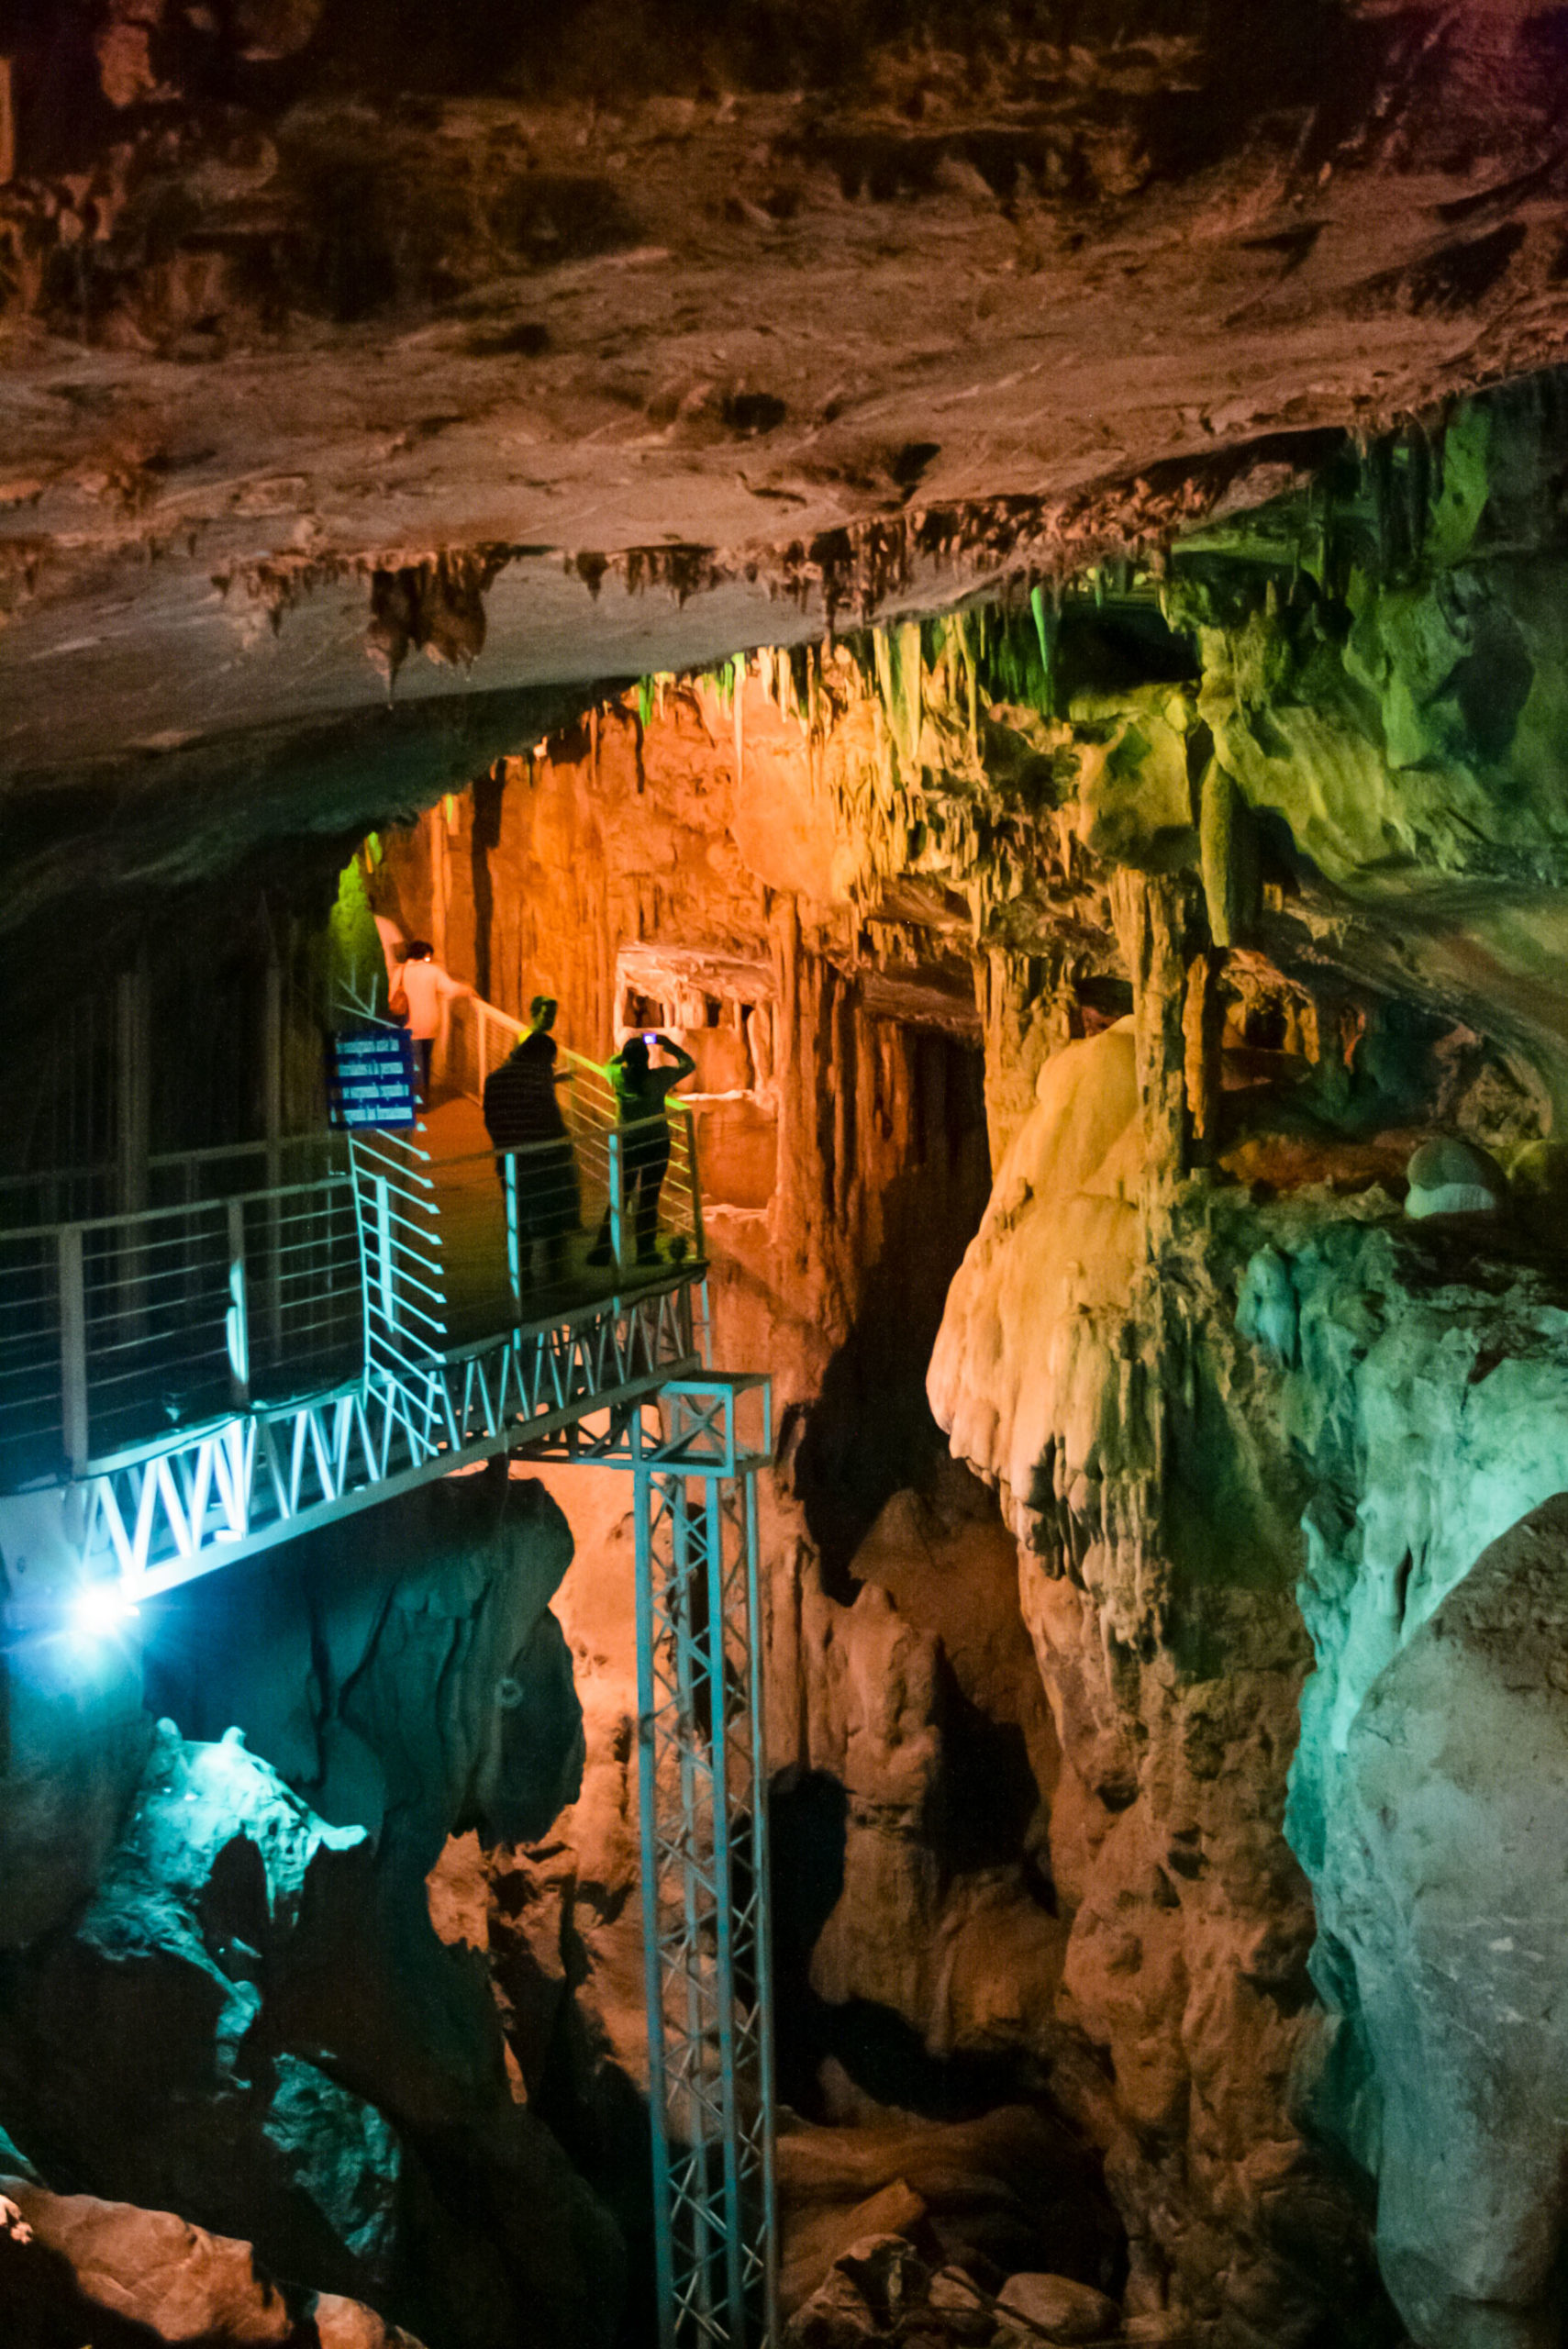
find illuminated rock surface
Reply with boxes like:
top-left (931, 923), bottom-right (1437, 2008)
top-left (12, 17), bottom-right (1568, 2342)
top-left (0, 2174), bottom-right (428, 2349)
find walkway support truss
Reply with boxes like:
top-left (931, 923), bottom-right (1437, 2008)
top-left (517, 1374), bottom-right (779, 2349)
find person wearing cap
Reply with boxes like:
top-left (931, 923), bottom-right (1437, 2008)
top-left (483, 996), bottom-right (580, 1289)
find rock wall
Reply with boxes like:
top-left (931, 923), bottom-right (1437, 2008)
top-left (382, 391), bottom-right (1568, 2343)
top-left (929, 1026), bottom-right (1349, 2343)
top-left (373, 685), bottom-right (994, 1561)
top-left (928, 977), bottom-right (1568, 2343)
top-left (0, 1470), bottom-right (622, 2349)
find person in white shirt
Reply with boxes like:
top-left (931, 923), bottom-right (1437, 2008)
top-left (392, 941), bottom-right (473, 1100)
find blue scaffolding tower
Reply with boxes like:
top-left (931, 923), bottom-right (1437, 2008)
top-left (517, 1373), bottom-right (777, 2349)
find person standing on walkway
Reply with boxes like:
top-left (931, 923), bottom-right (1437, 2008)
top-left (586, 1030), bottom-right (696, 1267)
top-left (482, 997), bottom-right (580, 1290)
top-left (392, 941), bottom-right (472, 1102)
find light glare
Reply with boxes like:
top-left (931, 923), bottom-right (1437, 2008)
top-left (70, 1583), bottom-right (139, 1644)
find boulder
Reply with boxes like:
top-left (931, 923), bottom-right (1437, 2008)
top-left (1404, 1136), bottom-right (1507, 1219)
top-left (781, 2176), bottom-right (929, 2315)
top-left (834, 2232), bottom-right (930, 2327)
top-left (0, 2173), bottom-right (424, 2346)
top-left (784, 2233), bottom-right (933, 2346)
top-left (785, 2262), bottom-right (888, 2349)
top-left (1314, 1493), bottom-right (1568, 2345)
top-left (926, 2266), bottom-right (994, 2342)
top-left (994, 2269), bottom-right (1121, 2343)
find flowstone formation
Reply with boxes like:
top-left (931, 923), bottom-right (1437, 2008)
top-left (904, 383), bottom-right (1568, 2342)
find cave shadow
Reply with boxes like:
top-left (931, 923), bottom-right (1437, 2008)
top-left (792, 1037), bottom-right (992, 1598)
top-left (931, 1654), bottom-right (1052, 1898)
top-left (770, 1765), bottom-right (1049, 2126)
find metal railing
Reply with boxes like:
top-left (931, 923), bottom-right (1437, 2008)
top-left (0, 1167), bottom-right (361, 1489)
top-left (0, 1010), bottom-right (706, 1497)
top-left (0, 1134), bottom-right (344, 1235)
top-left (440, 996), bottom-right (705, 1299)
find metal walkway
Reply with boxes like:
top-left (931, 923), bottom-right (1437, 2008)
top-left (0, 1020), bottom-right (778, 2349)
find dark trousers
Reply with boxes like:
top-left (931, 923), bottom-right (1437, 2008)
top-left (595, 1124), bottom-right (669, 1261)
top-left (414, 1037), bottom-right (433, 1100)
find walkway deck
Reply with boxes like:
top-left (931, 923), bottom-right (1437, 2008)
top-left (419, 1093), bottom-right (694, 1344)
top-left (0, 1066), bottom-right (710, 1597)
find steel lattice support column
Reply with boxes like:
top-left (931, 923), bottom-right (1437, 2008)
top-left (633, 1381), bottom-right (778, 2349)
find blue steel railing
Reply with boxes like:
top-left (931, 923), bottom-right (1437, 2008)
top-left (0, 1163), bottom-right (361, 1490)
top-left (0, 1048), bottom-right (706, 1497)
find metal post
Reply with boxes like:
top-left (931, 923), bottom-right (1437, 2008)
top-left (608, 1130), bottom-right (626, 1273)
top-left (635, 1411), bottom-right (777, 2349)
top-left (682, 1106), bottom-right (706, 1264)
top-left (374, 1174), bottom-right (395, 1337)
top-left (58, 1226), bottom-right (88, 1476)
top-left (635, 1464), bottom-right (680, 2349)
top-left (503, 1153), bottom-right (521, 1308)
top-left (226, 1197), bottom-right (251, 1410)
top-left (705, 1471), bottom-right (749, 2342)
top-left (262, 947), bottom-right (284, 1365)
top-left (117, 954), bottom-right (150, 1343)
top-left (115, 955), bottom-right (150, 1220)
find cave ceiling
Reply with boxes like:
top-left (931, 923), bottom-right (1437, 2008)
top-left (4, 3), bottom-right (1568, 796)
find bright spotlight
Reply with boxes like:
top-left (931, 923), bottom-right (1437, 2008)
top-left (69, 1583), bottom-right (139, 1644)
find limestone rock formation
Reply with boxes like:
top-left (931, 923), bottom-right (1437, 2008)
top-left (1309, 1494), bottom-right (1568, 2349)
top-left (0, 2175), bottom-right (425, 2349)
top-left (929, 996), bottom-right (1568, 2340)
top-left (926, 1041), bottom-right (1392, 2333)
top-left (1404, 1134), bottom-right (1508, 1220)
top-left (0, 1718), bottom-right (620, 2349)
top-left (145, 1466), bottom-right (586, 1866)
top-left (0, 1725), bottom-right (410, 2305)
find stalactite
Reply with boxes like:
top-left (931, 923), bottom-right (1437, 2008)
top-left (1111, 868), bottom-right (1192, 1220)
top-left (1182, 946), bottom-right (1226, 1154)
top-left (1198, 761), bottom-right (1259, 951)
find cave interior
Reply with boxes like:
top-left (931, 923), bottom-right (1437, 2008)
top-left (6, 6), bottom-right (1568, 2349)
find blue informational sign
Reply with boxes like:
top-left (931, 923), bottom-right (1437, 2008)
top-left (327, 1027), bottom-right (417, 1130)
